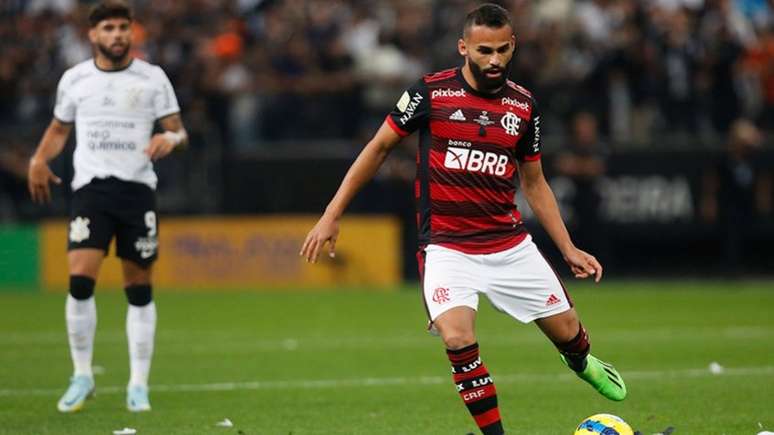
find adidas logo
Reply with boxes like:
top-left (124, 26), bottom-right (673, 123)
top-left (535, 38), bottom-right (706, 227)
top-left (449, 109), bottom-right (466, 121)
top-left (545, 294), bottom-right (561, 306)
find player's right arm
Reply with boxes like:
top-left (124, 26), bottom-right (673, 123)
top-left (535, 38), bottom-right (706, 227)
top-left (300, 122), bottom-right (403, 263)
top-left (28, 118), bottom-right (71, 203)
top-left (301, 78), bottom-right (429, 263)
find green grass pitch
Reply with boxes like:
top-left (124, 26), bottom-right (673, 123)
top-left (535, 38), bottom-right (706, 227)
top-left (0, 281), bottom-right (773, 434)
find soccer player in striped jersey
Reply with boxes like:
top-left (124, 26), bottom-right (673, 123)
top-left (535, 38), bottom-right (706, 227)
top-left (301, 4), bottom-right (626, 434)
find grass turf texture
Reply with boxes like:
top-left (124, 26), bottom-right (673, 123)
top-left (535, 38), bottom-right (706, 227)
top-left (0, 281), bottom-right (772, 435)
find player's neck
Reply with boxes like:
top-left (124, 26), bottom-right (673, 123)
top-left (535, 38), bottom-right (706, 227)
top-left (461, 63), bottom-right (504, 95)
top-left (94, 55), bottom-right (132, 72)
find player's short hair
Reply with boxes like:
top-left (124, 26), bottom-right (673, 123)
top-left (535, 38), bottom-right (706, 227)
top-left (463, 3), bottom-right (512, 37)
top-left (89, 0), bottom-right (133, 28)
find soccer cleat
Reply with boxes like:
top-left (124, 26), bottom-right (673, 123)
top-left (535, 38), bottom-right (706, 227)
top-left (57, 375), bottom-right (95, 413)
top-left (126, 384), bottom-right (151, 412)
top-left (563, 354), bottom-right (627, 401)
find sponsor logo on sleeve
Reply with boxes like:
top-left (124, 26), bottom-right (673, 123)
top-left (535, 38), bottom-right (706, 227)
top-left (399, 92), bottom-right (424, 125)
top-left (532, 116), bottom-right (541, 152)
top-left (396, 91), bottom-right (410, 112)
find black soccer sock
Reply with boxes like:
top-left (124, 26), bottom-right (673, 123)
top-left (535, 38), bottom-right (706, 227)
top-left (447, 343), bottom-right (504, 435)
top-left (555, 323), bottom-right (590, 372)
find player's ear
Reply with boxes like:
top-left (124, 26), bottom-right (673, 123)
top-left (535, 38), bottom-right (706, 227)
top-left (88, 28), bottom-right (97, 44)
top-left (458, 38), bottom-right (467, 56)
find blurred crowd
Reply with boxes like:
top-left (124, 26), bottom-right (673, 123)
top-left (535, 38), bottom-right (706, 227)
top-left (1, 0), bottom-right (771, 276)
top-left (1, 0), bottom-right (772, 148)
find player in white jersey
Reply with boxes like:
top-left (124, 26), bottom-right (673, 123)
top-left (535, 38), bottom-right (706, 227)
top-left (27, 1), bottom-right (187, 413)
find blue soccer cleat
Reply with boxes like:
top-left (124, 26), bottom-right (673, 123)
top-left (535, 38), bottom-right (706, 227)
top-left (57, 375), bottom-right (95, 413)
top-left (126, 384), bottom-right (151, 412)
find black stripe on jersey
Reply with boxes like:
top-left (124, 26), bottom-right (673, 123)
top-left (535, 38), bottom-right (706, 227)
top-left (433, 225), bottom-right (525, 244)
top-left (431, 200), bottom-right (515, 217)
top-left (417, 128), bottom-right (433, 246)
top-left (430, 167), bottom-right (515, 193)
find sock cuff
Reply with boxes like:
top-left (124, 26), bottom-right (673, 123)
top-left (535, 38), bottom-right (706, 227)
top-left (446, 342), bottom-right (479, 364)
top-left (555, 323), bottom-right (590, 355)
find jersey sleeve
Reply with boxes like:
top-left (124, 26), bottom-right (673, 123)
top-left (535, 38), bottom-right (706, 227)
top-left (153, 67), bottom-right (181, 120)
top-left (516, 97), bottom-right (542, 162)
top-left (53, 71), bottom-right (76, 123)
top-left (385, 78), bottom-right (429, 137)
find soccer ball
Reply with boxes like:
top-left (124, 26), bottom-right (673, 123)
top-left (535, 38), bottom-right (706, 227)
top-left (574, 413), bottom-right (633, 435)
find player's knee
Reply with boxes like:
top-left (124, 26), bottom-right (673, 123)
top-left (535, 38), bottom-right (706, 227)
top-left (69, 275), bottom-right (96, 300)
top-left (442, 332), bottom-right (477, 350)
top-left (125, 284), bottom-right (153, 306)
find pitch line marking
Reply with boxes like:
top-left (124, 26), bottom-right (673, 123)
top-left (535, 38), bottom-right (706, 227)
top-left (1, 366), bottom-right (772, 397)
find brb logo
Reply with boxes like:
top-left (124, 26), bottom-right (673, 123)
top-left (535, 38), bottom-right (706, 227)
top-left (444, 146), bottom-right (508, 176)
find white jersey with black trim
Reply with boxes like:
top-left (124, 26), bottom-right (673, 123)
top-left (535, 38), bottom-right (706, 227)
top-left (54, 58), bottom-right (180, 191)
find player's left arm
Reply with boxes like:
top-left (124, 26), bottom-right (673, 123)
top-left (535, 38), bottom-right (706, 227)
top-left (519, 160), bottom-right (602, 282)
top-left (145, 113), bottom-right (188, 161)
top-left (517, 101), bottom-right (603, 282)
top-left (515, 99), bottom-right (602, 281)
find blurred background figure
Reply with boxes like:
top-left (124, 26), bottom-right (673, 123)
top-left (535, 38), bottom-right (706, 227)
top-left (553, 112), bottom-right (610, 266)
top-left (702, 118), bottom-right (772, 276)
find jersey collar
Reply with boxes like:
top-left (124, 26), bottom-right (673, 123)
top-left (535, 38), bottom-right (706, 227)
top-left (93, 58), bottom-right (134, 73)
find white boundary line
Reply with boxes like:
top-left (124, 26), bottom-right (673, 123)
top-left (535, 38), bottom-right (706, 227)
top-left (1, 366), bottom-right (772, 397)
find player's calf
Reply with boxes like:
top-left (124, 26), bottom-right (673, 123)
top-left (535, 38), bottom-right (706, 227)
top-left (447, 343), bottom-right (504, 435)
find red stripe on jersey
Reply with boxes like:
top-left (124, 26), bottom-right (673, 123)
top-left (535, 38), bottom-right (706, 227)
top-left (385, 115), bottom-right (409, 137)
top-left (521, 153), bottom-right (541, 161)
top-left (436, 231), bottom-right (528, 254)
top-left (432, 99), bottom-right (532, 120)
top-left (425, 68), bottom-right (457, 83)
top-left (431, 214), bottom-right (516, 233)
top-left (431, 120), bottom-right (524, 147)
top-left (428, 167), bottom-right (515, 192)
top-left (430, 182), bottom-right (511, 207)
top-left (473, 407), bottom-right (502, 427)
top-left (431, 199), bottom-right (514, 218)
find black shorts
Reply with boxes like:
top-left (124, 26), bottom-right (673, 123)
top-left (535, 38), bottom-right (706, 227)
top-left (68, 177), bottom-right (158, 267)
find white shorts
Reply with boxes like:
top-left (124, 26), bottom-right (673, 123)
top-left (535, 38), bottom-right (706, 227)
top-left (420, 235), bottom-right (572, 324)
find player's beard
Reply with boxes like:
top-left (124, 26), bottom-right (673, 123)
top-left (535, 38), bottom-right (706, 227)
top-left (468, 60), bottom-right (510, 93)
top-left (97, 41), bottom-right (130, 65)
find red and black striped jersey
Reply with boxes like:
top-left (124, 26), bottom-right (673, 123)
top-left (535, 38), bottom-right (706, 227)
top-left (386, 67), bottom-right (541, 254)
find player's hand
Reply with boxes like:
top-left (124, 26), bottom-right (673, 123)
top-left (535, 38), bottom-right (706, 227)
top-left (27, 157), bottom-right (61, 204)
top-left (145, 133), bottom-right (176, 161)
top-left (563, 247), bottom-right (603, 283)
top-left (300, 215), bottom-right (340, 263)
